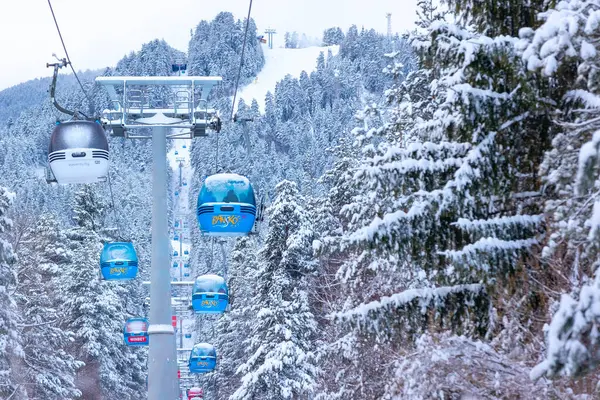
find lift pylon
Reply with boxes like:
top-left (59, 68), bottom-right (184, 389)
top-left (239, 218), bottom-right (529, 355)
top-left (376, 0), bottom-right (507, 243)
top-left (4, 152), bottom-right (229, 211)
top-left (96, 76), bottom-right (222, 138)
top-left (96, 75), bottom-right (221, 400)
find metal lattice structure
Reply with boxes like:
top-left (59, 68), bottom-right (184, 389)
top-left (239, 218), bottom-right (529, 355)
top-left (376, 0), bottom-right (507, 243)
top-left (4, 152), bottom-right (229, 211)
top-left (96, 76), bottom-right (222, 138)
top-left (265, 28), bottom-right (277, 49)
top-left (386, 13), bottom-right (392, 37)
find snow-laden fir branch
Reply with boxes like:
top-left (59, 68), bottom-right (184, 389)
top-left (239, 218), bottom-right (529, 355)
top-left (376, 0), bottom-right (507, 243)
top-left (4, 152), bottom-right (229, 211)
top-left (334, 283), bottom-right (484, 322)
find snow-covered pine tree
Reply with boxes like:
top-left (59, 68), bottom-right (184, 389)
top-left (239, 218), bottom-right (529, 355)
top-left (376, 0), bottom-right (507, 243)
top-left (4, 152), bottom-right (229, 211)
top-left (212, 237), bottom-right (259, 399)
top-left (61, 186), bottom-right (145, 399)
top-left (0, 187), bottom-right (27, 399)
top-left (13, 214), bottom-right (82, 399)
top-left (231, 180), bottom-right (318, 400)
top-left (519, 0), bottom-right (600, 380)
top-left (323, 27), bottom-right (344, 46)
top-left (326, 0), bottom-right (562, 397)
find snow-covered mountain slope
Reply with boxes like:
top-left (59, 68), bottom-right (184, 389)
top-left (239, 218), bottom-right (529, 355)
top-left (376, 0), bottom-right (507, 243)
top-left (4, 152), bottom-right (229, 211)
top-left (235, 44), bottom-right (339, 113)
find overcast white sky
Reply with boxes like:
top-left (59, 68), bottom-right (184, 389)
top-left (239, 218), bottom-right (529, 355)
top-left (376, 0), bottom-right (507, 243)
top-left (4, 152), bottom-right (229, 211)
top-left (0, 0), bottom-right (418, 90)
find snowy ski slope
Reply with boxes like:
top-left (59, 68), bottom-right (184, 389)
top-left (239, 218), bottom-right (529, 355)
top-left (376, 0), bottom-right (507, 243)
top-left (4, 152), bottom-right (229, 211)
top-left (236, 44), bottom-right (339, 114)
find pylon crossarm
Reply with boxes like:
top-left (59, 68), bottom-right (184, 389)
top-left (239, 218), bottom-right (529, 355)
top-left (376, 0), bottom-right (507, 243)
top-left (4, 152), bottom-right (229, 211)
top-left (95, 76), bottom-right (222, 138)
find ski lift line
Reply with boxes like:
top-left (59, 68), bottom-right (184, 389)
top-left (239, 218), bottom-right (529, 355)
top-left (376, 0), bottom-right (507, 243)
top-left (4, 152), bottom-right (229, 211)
top-left (46, 0), bottom-right (94, 115)
top-left (106, 168), bottom-right (123, 237)
top-left (214, 127), bottom-right (219, 174)
top-left (230, 0), bottom-right (254, 123)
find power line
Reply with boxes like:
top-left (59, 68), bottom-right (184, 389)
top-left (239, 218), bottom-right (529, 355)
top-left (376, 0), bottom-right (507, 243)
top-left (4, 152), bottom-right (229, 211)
top-left (47, 0), bottom-right (95, 115)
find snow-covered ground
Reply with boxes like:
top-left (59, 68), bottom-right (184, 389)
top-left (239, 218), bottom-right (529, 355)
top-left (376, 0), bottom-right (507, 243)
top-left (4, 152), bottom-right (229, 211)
top-left (235, 44), bottom-right (339, 114)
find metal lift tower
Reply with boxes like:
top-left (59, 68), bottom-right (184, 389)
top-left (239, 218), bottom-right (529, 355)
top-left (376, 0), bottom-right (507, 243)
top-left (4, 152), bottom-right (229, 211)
top-left (265, 28), bottom-right (277, 49)
top-left (386, 13), bottom-right (392, 38)
top-left (96, 76), bottom-right (222, 400)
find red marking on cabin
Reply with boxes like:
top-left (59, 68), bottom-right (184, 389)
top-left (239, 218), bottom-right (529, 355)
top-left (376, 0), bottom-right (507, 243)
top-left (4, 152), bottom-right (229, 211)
top-left (128, 336), bottom-right (147, 343)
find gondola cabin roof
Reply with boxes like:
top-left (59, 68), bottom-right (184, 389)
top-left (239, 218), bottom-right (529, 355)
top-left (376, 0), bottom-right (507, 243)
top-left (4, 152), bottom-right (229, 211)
top-left (124, 318), bottom-right (148, 333)
top-left (123, 318), bottom-right (149, 346)
top-left (202, 174), bottom-right (252, 194)
top-left (199, 174), bottom-right (255, 204)
top-left (101, 242), bottom-right (138, 262)
top-left (193, 274), bottom-right (227, 294)
top-left (49, 121), bottom-right (108, 152)
top-left (191, 343), bottom-right (216, 358)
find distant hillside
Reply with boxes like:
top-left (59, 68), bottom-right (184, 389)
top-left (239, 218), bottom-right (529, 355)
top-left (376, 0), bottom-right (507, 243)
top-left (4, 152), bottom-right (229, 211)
top-left (0, 69), bottom-right (101, 126)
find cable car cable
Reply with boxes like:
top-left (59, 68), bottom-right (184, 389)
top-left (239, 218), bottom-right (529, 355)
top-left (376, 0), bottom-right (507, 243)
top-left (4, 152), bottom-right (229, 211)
top-left (229, 0), bottom-right (254, 123)
top-left (213, 0), bottom-right (253, 174)
top-left (106, 169), bottom-right (125, 239)
top-left (47, 0), bottom-right (95, 115)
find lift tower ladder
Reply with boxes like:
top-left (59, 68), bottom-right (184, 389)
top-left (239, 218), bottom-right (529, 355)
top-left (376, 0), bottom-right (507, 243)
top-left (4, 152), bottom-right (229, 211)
top-left (96, 76), bottom-right (221, 400)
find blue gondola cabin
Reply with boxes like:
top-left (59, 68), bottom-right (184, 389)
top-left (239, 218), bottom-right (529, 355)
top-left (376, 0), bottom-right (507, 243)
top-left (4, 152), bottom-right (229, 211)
top-left (196, 173), bottom-right (256, 236)
top-left (192, 274), bottom-right (229, 314)
top-left (188, 343), bottom-right (216, 373)
top-left (100, 242), bottom-right (138, 280)
top-left (124, 318), bottom-right (149, 346)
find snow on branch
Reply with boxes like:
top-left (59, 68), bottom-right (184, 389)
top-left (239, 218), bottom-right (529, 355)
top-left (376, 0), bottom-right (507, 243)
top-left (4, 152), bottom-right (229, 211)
top-left (453, 215), bottom-right (544, 232)
top-left (389, 333), bottom-right (565, 399)
top-left (356, 157), bottom-right (464, 180)
top-left (439, 132), bottom-right (496, 214)
top-left (365, 140), bottom-right (471, 169)
top-left (566, 90), bottom-right (600, 110)
top-left (519, 0), bottom-right (596, 76)
top-left (441, 237), bottom-right (538, 262)
top-left (531, 269), bottom-right (600, 380)
top-left (334, 283), bottom-right (485, 336)
top-left (343, 201), bottom-right (430, 246)
top-left (576, 130), bottom-right (600, 195)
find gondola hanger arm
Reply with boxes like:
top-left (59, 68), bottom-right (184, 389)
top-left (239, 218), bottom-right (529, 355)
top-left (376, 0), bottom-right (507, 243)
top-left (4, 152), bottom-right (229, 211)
top-left (47, 57), bottom-right (78, 118)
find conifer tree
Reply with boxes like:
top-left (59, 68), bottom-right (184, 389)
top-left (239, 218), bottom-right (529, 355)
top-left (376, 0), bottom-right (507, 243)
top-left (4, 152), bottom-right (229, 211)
top-left (14, 215), bottom-right (83, 399)
top-left (231, 181), bottom-right (318, 400)
top-left (62, 186), bottom-right (145, 399)
top-left (519, 0), bottom-right (600, 380)
top-left (322, 0), bottom-right (562, 396)
top-left (212, 237), bottom-right (258, 399)
top-left (0, 187), bottom-right (27, 399)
